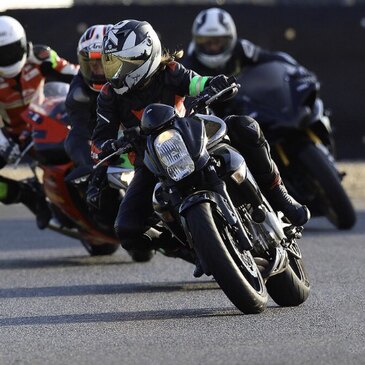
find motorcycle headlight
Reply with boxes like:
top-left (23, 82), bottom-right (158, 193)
top-left (154, 129), bottom-right (195, 181)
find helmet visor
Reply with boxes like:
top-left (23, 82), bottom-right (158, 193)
top-left (101, 53), bottom-right (144, 86)
top-left (78, 51), bottom-right (106, 88)
top-left (0, 40), bottom-right (27, 67)
top-left (195, 36), bottom-right (232, 56)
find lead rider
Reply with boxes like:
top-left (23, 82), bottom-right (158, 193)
top-left (91, 19), bottom-right (310, 265)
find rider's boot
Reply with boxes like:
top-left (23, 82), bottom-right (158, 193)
top-left (259, 173), bottom-right (311, 226)
top-left (0, 176), bottom-right (52, 229)
top-left (120, 233), bottom-right (154, 263)
top-left (224, 115), bottom-right (310, 226)
top-left (18, 179), bottom-right (52, 229)
top-left (249, 144), bottom-right (310, 226)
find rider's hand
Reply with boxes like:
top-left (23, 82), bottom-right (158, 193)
top-left (208, 75), bottom-right (238, 100)
top-left (0, 129), bottom-right (21, 164)
top-left (101, 139), bottom-right (118, 154)
top-left (97, 139), bottom-right (118, 160)
top-left (209, 75), bottom-right (230, 92)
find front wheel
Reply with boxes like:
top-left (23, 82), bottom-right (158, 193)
top-left (185, 202), bottom-right (268, 314)
top-left (266, 244), bottom-right (310, 306)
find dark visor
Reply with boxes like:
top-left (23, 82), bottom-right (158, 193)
top-left (0, 40), bottom-right (26, 67)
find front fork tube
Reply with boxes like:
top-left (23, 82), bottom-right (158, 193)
top-left (204, 165), bottom-right (253, 251)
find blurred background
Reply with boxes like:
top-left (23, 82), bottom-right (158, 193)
top-left (2, 0), bottom-right (365, 160)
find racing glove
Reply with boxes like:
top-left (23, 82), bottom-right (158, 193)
top-left (0, 128), bottom-right (21, 164)
top-left (207, 75), bottom-right (238, 100)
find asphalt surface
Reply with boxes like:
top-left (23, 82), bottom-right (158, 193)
top-left (0, 200), bottom-right (364, 365)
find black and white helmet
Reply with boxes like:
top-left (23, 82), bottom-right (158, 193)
top-left (102, 20), bottom-right (161, 95)
top-left (0, 16), bottom-right (27, 78)
top-left (191, 8), bottom-right (237, 69)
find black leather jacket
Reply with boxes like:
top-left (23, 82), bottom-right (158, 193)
top-left (91, 61), bottom-right (201, 154)
top-left (182, 38), bottom-right (299, 77)
top-left (65, 72), bottom-right (99, 167)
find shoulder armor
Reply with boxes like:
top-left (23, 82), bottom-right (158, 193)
top-left (240, 39), bottom-right (257, 60)
top-left (70, 85), bottom-right (91, 104)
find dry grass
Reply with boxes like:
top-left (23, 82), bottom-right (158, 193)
top-left (1, 161), bottom-right (365, 198)
top-left (337, 161), bottom-right (365, 198)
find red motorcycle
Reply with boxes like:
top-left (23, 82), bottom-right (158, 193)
top-left (20, 82), bottom-right (133, 256)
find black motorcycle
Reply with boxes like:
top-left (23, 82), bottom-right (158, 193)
top-left (228, 61), bottom-right (356, 230)
top-left (106, 82), bottom-right (310, 314)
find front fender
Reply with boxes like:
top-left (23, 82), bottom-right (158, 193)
top-left (179, 190), bottom-right (237, 226)
top-left (180, 190), bottom-right (253, 251)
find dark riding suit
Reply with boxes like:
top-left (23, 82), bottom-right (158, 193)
top-left (182, 38), bottom-right (302, 118)
top-left (64, 72), bottom-right (98, 168)
top-left (65, 72), bottom-right (120, 227)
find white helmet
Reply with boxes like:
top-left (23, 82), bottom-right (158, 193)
top-left (0, 16), bottom-right (27, 78)
top-left (102, 20), bottom-right (161, 95)
top-left (192, 8), bottom-right (237, 69)
top-left (77, 24), bottom-right (113, 91)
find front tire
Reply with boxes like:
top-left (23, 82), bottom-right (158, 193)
top-left (185, 202), bottom-right (268, 314)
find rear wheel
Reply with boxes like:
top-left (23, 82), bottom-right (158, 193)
top-left (185, 202), bottom-right (268, 314)
top-left (298, 144), bottom-right (356, 229)
top-left (266, 243), bottom-right (310, 306)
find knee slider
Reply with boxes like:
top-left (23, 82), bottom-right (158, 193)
top-left (225, 115), bottom-right (265, 146)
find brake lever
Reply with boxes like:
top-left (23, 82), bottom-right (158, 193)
top-left (93, 142), bottom-right (132, 170)
top-left (13, 141), bottom-right (35, 168)
top-left (205, 83), bottom-right (241, 106)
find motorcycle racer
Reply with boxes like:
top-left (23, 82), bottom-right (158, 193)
top-left (182, 7), bottom-right (311, 117)
top-left (0, 15), bottom-right (78, 229)
top-left (90, 20), bottom-right (310, 270)
top-left (64, 24), bottom-right (121, 229)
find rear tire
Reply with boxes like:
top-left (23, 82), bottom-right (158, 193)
top-left (298, 144), bottom-right (356, 230)
top-left (266, 247), bottom-right (310, 306)
top-left (185, 202), bottom-right (268, 314)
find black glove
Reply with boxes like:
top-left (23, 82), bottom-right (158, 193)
top-left (208, 75), bottom-right (238, 101)
top-left (209, 75), bottom-right (231, 92)
top-left (0, 128), bottom-right (21, 164)
top-left (86, 166), bottom-right (108, 210)
top-left (97, 139), bottom-right (119, 161)
top-left (101, 139), bottom-right (118, 154)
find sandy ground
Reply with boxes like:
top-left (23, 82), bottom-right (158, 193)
top-left (336, 161), bottom-right (365, 198)
top-left (1, 161), bottom-right (364, 198)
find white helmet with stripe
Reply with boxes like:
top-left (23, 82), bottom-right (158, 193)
top-left (0, 16), bottom-right (27, 78)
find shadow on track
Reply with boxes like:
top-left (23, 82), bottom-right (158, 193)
top-left (0, 305), bottom-right (244, 327)
top-left (0, 280), bottom-right (219, 299)
top-left (0, 255), bottom-right (130, 270)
